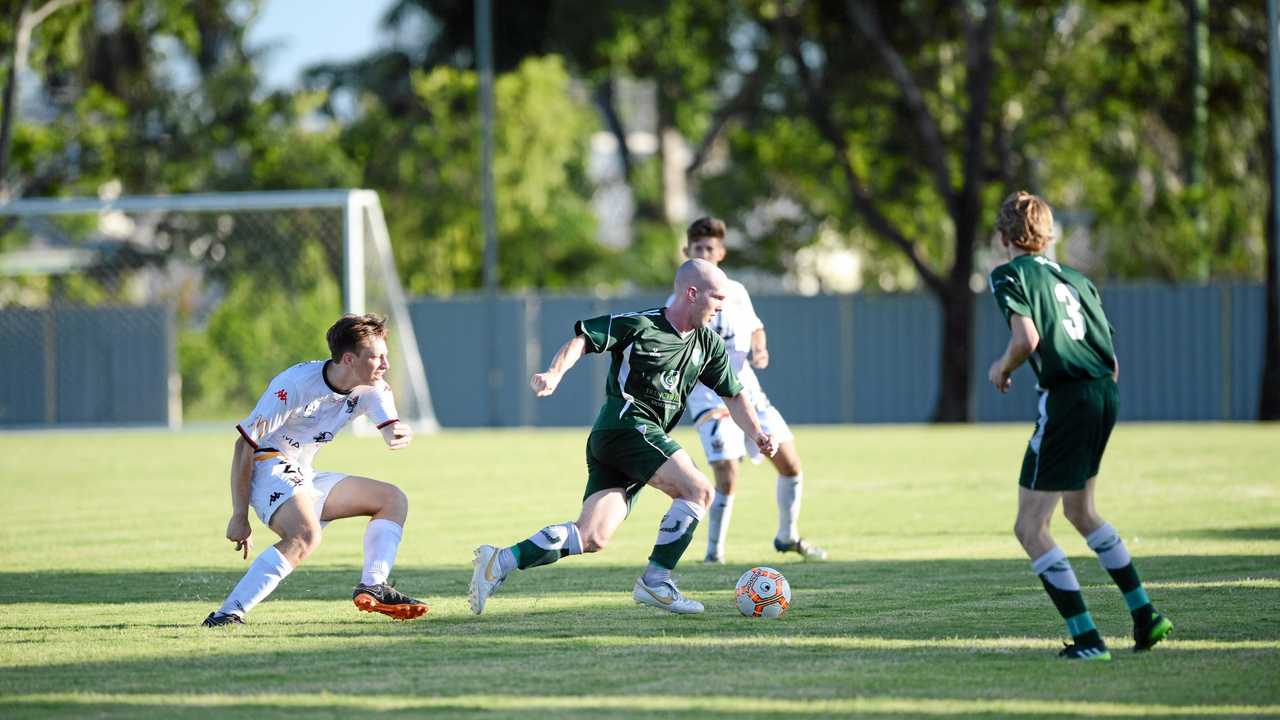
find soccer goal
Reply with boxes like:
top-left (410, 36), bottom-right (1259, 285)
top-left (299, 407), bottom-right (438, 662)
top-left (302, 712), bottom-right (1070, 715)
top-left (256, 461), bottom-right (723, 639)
top-left (0, 189), bottom-right (438, 431)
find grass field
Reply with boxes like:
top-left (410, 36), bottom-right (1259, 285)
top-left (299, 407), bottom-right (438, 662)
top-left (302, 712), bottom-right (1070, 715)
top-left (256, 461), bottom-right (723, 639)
top-left (1, 423), bottom-right (1277, 718)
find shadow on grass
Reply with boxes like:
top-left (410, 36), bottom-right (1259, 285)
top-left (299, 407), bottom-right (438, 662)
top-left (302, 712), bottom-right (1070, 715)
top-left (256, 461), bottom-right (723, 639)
top-left (1180, 526), bottom-right (1280, 542)
top-left (0, 556), bottom-right (1276, 717)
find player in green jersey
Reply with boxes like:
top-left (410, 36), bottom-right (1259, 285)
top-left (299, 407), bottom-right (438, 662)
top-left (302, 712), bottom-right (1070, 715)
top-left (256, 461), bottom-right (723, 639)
top-left (988, 191), bottom-right (1172, 660)
top-left (467, 259), bottom-right (778, 615)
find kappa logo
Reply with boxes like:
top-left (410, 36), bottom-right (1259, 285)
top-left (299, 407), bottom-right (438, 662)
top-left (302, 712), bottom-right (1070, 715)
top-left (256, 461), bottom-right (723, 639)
top-left (275, 389), bottom-right (288, 402)
top-left (268, 491), bottom-right (283, 505)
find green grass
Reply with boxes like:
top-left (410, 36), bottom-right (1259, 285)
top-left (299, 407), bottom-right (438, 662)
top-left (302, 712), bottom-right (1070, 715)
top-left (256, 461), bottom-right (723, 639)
top-left (1, 423), bottom-right (1277, 719)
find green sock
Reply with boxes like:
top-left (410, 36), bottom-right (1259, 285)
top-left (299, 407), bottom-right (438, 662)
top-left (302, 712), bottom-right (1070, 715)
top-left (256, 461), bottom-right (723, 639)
top-left (647, 499), bottom-right (703, 571)
top-left (1033, 547), bottom-right (1103, 646)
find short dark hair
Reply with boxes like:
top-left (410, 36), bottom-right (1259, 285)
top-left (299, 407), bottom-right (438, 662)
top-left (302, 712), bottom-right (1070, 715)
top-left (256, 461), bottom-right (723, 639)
top-left (326, 313), bottom-right (387, 362)
top-left (686, 216), bottom-right (726, 245)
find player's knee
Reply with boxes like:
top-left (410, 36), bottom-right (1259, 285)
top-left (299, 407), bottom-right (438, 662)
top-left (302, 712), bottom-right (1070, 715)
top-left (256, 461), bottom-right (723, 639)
top-left (384, 483), bottom-right (409, 515)
top-left (285, 525), bottom-right (322, 560)
top-left (1063, 504), bottom-right (1099, 533)
top-left (689, 482), bottom-right (714, 509)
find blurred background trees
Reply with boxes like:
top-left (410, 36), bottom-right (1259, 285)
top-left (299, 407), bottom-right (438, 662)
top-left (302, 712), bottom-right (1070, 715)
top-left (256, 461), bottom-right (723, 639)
top-left (1, 0), bottom-right (1274, 419)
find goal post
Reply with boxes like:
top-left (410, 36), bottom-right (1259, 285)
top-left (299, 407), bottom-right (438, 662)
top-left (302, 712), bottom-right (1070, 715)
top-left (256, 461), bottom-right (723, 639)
top-left (0, 189), bottom-right (438, 431)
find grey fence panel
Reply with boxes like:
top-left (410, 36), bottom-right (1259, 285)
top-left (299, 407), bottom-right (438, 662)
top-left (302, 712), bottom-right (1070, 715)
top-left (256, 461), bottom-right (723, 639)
top-left (974, 296), bottom-right (1041, 423)
top-left (404, 283), bottom-right (1266, 427)
top-left (54, 307), bottom-right (172, 424)
top-left (532, 296), bottom-right (608, 427)
top-left (0, 309), bottom-right (50, 425)
top-left (750, 295), bottom-right (852, 423)
top-left (1104, 285), bottom-right (1223, 421)
top-left (1229, 284), bottom-right (1266, 420)
top-left (851, 293), bottom-right (940, 423)
top-left (409, 296), bottom-right (528, 427)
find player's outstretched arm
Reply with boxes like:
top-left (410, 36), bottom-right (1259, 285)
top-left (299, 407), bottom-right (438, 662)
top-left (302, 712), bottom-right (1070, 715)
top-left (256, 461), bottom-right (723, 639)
top-left (531, 334), bottom-right (587, 397)
top-left (750, 328), bottom-right (769, 369)
top-left (226, 436), bottom-right (255, 559)
top-left (380, 421), bottom-right (413, 450)
top-left (988, 314), bottom-right (1040, 393)
top-left (724, 391), bottom-right (777, 457)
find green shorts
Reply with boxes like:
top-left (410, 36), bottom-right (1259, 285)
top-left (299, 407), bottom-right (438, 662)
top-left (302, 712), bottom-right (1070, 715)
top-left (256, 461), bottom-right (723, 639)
top-left (1020, 376), bottom-right (1118, 492)
top-left (584, 425), bottom-right (682, 509)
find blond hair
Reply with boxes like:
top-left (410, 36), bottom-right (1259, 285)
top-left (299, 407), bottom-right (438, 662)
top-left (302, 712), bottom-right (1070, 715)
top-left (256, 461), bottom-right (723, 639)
top-left (996, 191), bottom-right (1054, 253)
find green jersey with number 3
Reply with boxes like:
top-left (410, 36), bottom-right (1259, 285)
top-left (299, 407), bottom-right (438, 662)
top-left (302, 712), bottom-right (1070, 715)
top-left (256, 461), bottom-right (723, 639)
top-left (575, 307), bottom-right (743, 434)
top-left (990, 254), bottom-right (1116, 388)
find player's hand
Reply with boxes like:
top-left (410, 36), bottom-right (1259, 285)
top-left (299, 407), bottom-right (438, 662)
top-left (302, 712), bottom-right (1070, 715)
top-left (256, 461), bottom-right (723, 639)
top-left (382, 421), bottom-right (413, 450)
top-left (753, 432), bottom-right (778, 458)
top-left (531, 372), bottom-right (561, 397)
top-left (750, 347), bottom-right (769, 369)
top-left (988, 359), bottom-right (1012, 393)
top-left (226, 515), bottom-right (253, 560)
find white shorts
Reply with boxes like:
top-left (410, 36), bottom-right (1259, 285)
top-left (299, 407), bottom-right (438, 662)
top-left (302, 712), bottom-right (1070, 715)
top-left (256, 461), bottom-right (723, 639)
top-left (694, 403), bottom-right (793, 464)
top-left (250, 455), bottom-right (348, 527)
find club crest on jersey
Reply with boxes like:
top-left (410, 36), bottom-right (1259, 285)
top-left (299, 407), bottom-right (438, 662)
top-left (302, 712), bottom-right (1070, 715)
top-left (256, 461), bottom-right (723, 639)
top-left (660, 368), bottom-right (680, 391)
top-left (345, 396), bottom-right (359, 413)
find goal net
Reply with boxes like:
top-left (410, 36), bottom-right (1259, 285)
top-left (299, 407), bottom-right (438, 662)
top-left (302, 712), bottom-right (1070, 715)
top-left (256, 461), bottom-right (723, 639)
top-left (0, 189), bottom-right (438, 431)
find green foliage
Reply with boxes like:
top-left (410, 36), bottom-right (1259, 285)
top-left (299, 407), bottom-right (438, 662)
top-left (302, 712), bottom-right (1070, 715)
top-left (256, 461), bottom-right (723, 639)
top-left (178, 243), bottom-right (339, 419)
top-left (345, 56), bottom-right (602, 295)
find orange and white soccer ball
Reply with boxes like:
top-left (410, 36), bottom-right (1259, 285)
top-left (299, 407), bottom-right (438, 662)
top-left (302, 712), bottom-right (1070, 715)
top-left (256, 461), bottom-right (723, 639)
top-left (735, 566), bottom-right (791, 618)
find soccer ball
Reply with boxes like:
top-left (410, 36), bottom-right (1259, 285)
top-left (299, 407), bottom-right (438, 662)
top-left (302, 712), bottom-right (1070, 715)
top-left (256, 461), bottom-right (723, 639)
top-left (735, 566), bottom-right (791, 618)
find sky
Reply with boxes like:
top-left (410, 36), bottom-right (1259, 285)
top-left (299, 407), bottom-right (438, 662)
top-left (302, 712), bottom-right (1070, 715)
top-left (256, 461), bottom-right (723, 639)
top-left (247, 0), bottom-right (399, 90)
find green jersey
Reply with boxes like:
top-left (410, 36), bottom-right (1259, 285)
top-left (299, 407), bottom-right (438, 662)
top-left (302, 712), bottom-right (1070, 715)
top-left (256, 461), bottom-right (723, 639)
top-left (576, 307), bottom-right (743, 434)
top-left (990, 254), bottom-right (1116, 388)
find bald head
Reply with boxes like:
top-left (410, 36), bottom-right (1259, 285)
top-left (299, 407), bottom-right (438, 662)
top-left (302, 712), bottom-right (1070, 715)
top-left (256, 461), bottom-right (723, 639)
top-left (675, 258), bottom-right (725, 296)
top-left (668, 259), bottom-right (728, 333)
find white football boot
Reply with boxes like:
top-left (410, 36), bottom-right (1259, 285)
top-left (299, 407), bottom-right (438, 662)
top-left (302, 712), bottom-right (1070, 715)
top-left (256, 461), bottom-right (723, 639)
top-left (468, 545), bottom-right (506, 615)
top-left (632, 578), bottom-right (704, 614)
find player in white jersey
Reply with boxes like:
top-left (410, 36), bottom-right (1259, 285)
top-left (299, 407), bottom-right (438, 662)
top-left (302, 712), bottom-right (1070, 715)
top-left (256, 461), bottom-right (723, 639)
top-left (680, 217), bottom-right (827, 562)
top-left (202, 314), bottom-right (425, 626)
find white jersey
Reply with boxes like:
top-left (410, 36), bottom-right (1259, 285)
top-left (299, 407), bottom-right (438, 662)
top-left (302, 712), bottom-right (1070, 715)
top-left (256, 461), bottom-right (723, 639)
top-left (235, 360), bottom-right (399, 472)
top-left (667, 278), bottom-right (768, 418)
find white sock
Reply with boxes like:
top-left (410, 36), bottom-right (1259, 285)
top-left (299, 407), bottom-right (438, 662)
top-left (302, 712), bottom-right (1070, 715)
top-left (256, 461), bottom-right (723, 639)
top-left (1031, 545), bottom-right (1081, 591)
top-left (218, 545), bottom-right (294, 617)
top-left (1085, 522), bottom-right (1132, 570)
top-left (361, 518), bottom-right (403, 586)
top-left (705, 491), bottom-right (734, 559)
top-left (775, 474), bottom-right (802, 543)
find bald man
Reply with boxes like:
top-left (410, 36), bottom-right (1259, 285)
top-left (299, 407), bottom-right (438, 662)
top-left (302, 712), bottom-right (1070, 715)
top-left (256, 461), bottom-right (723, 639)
top-left (468, 259), bottom-right (777, 615)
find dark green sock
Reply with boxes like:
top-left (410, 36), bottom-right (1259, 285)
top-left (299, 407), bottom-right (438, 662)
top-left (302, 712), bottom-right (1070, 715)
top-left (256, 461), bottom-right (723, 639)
top-left (1039, 575), bottom-right (1103, 646)
top-left (1106, 564), bottom-right (1155, 624)
top-left (648, 518), bottom-right (699, 570)
top-left (511, 539), bottom-right (569, 570)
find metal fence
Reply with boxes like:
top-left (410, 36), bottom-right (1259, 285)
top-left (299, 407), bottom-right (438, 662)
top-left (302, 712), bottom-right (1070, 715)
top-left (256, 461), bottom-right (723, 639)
top-left (0, 283), bottom-right (1267, 427)
top-left (412, 283), bottom-right (1268, 427)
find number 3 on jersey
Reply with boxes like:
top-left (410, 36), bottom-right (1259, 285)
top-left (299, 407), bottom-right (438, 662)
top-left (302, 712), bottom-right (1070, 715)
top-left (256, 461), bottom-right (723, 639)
top-left (1054, 283), bottom-right (1086, 341)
